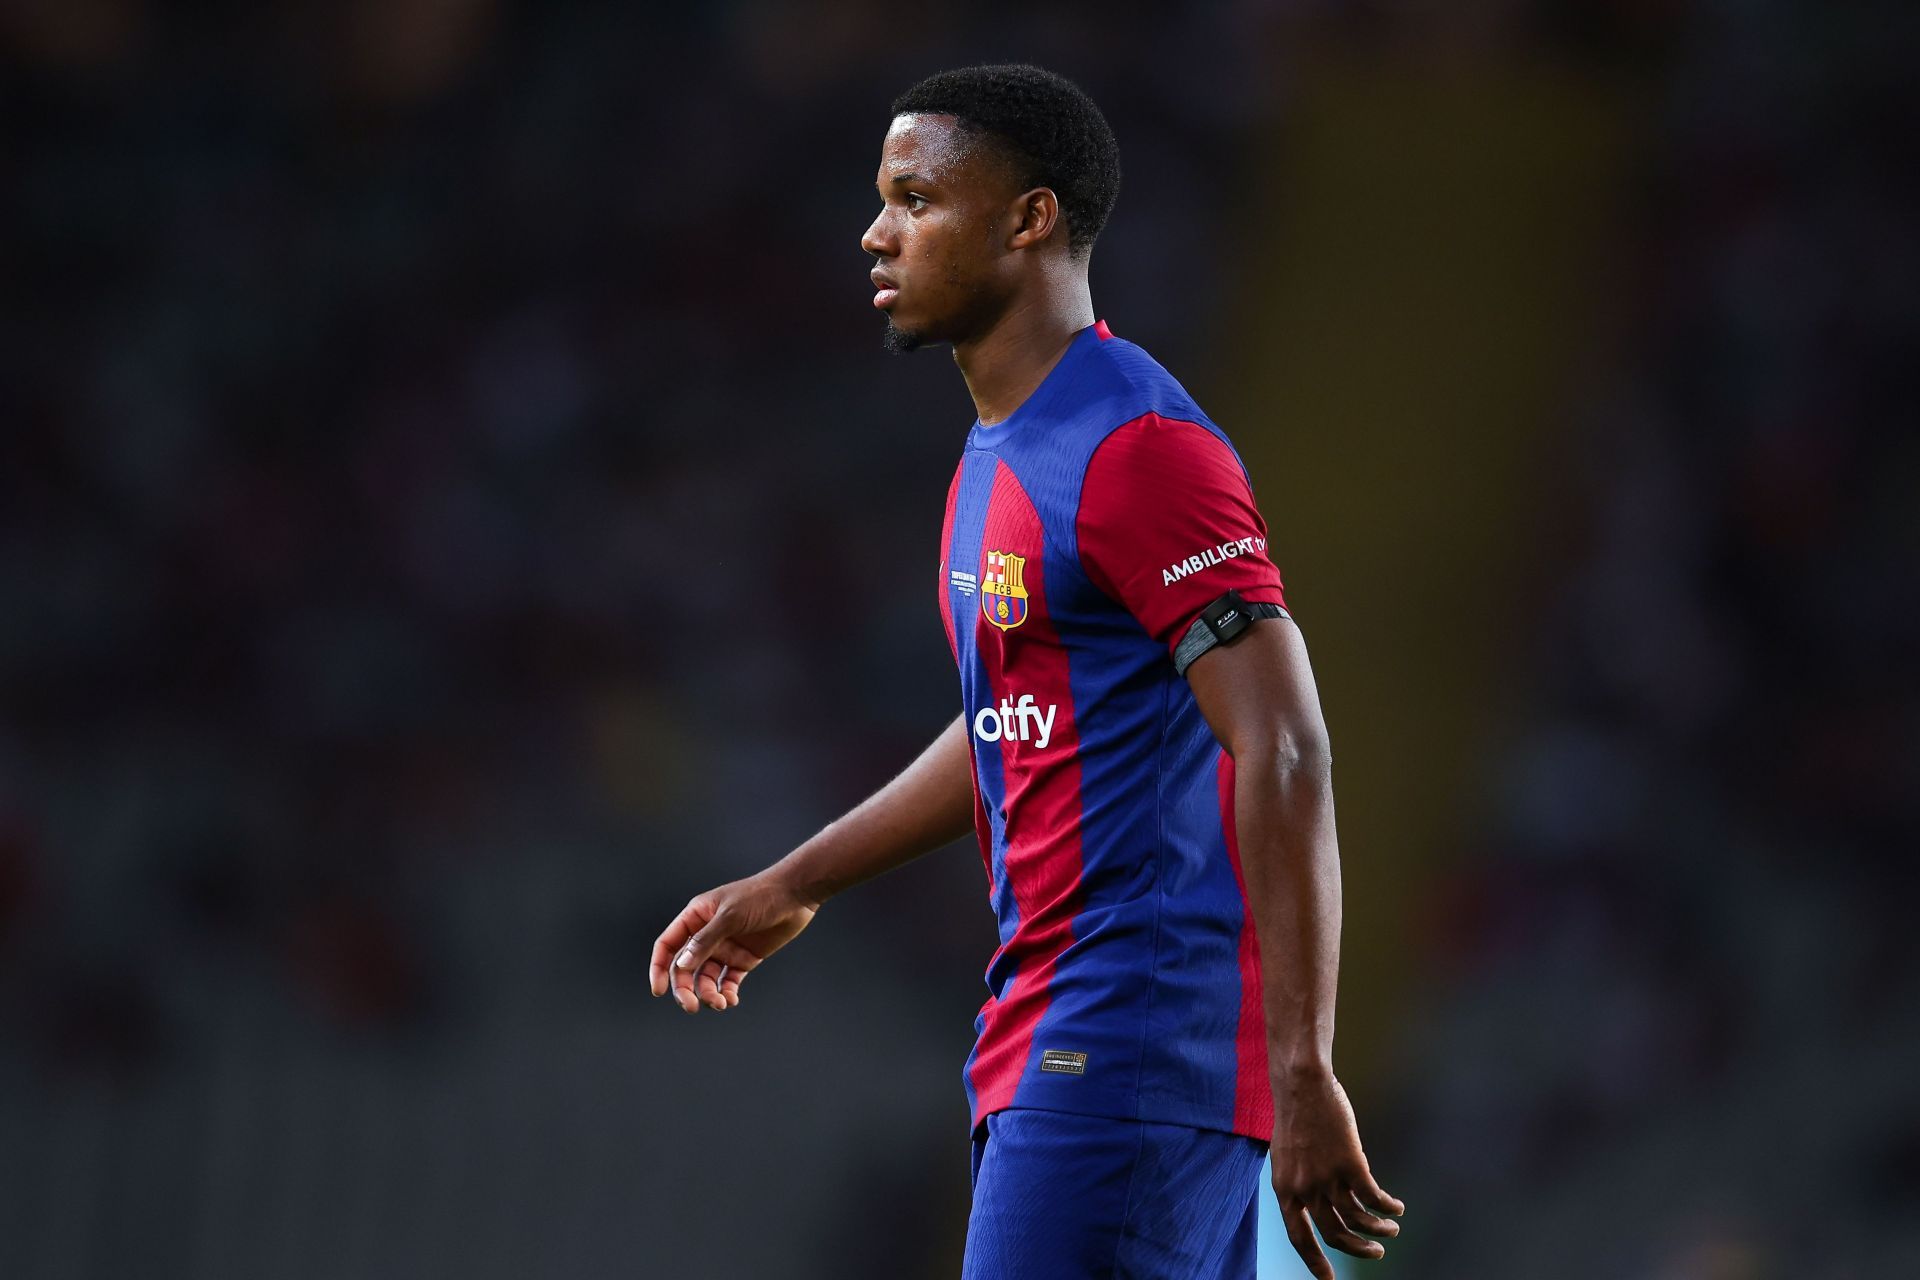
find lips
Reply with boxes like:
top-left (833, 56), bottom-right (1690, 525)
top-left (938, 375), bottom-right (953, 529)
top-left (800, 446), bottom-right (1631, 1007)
top-left (870, 268), bottom-right (900, 310)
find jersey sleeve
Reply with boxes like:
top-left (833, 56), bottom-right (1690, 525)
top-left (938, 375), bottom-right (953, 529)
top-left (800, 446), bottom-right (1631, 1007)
top-left (1076, 413), bottom-right (1288, 666)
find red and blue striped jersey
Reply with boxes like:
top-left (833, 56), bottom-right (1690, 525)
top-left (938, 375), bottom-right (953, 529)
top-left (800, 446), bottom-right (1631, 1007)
top-left (938, 319), bottom-right (1289, 1142)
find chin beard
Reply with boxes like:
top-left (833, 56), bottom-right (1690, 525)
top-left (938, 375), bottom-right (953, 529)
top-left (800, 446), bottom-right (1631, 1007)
top-left (881, 317), bottom-right (927, 354)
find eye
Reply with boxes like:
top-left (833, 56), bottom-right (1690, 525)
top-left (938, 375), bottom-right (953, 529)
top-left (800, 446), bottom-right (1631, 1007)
top-left (905, 193), bottom-right (929, 212)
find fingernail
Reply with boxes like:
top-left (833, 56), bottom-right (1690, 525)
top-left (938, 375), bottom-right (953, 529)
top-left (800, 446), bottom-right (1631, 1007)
top-left (676, 949), bottom-right (693, 969)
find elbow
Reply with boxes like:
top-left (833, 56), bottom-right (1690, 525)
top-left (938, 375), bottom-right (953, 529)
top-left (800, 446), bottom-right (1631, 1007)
top-left (1235, 727), bottom-right (1332, 787)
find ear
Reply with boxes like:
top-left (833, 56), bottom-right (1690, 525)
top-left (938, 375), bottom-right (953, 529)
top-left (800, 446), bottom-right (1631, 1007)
top-left (1005, 187), bottom-right (1063, 252)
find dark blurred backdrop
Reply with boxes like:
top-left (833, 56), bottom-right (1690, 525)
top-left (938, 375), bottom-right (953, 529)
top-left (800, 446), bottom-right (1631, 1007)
top-left (2, 2), bottom-right (1916, 1278)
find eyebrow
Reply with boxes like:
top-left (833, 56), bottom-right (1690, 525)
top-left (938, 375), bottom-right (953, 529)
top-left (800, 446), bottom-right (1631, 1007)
top-left (882, 172), bottom-right (926, 187)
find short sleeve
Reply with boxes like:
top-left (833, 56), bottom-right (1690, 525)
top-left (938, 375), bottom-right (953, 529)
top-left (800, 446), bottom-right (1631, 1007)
top-left (1077, 413), bottom-right (1288, 659)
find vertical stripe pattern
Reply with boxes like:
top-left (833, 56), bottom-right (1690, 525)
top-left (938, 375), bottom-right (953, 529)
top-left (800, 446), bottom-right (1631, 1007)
top-left (1219, 753), bottom-right (1275, 1137)
top-left (965, 461), bottom-right (1089, 1120)
top-left (935, 321), bottom-right (1280, 1143)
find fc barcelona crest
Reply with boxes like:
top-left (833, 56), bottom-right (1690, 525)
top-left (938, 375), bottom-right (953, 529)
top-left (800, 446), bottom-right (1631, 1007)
top-left (982, 550), bottom-right (1029, 631)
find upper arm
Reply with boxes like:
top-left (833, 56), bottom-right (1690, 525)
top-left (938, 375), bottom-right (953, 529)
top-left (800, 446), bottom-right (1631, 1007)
top-left (1074, 412), bottom-right (1319, 761)
top-left (1184, 615), bottom-right (1331, 770)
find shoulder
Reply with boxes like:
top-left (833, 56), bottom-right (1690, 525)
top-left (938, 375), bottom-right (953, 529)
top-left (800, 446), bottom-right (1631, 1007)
top-left (987, 331), bottom-right (1241, 559)
top-left (1078, 413), bottom-right (1256, 551)
top-left (1071, 335), bottom-right (1218, 446)
top-left (1074, 338), bottom-right (1248, 487)
top-left (1011, 334), bottom-right (1229, 479)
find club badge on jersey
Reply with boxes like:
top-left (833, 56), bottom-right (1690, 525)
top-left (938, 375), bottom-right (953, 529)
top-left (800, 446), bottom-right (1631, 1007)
top-left (981, 550), bottom-right (1029, 631)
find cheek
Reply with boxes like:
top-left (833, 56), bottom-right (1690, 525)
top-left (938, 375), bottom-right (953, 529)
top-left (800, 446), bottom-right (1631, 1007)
top-left (933, 217), bottom-right (980, 265)
top-left (891, 219), bottom-right (924, 265)
top-left (943, 230), bottom-right (995, 290)
top-left (902, 222), bottom-right (962, 281)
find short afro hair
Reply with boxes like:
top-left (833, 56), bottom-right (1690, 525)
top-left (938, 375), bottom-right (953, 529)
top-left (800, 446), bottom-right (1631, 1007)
top-left (890, 64), bottom-right (1121, 259)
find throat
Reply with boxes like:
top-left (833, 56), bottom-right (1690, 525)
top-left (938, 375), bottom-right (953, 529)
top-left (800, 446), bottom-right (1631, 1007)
top-left (957, 309), bottom-right (1095, 426)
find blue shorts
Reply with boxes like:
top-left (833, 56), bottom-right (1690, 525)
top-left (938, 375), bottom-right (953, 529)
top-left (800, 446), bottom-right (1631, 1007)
top-left (962, 1108), bottom-right (1271, 1279)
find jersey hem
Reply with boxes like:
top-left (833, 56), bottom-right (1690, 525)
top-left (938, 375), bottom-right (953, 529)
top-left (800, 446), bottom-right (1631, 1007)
top-left (969, 1097), bottom-right (1275, 1146)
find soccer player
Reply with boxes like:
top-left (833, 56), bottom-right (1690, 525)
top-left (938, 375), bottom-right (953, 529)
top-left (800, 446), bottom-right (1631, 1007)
top-left (649, 64), bottom-right (1404, 1278)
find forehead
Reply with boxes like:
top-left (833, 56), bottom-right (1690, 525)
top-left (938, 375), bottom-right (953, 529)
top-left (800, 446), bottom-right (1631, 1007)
top-left (875, 113), bottom-right (988, 187)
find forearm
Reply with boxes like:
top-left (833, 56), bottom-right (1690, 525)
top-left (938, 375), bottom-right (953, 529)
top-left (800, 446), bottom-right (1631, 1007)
top-left (1235, 738), bottom-right (1341, 1078)
top-left (766, 714), bottom-right (976, 908)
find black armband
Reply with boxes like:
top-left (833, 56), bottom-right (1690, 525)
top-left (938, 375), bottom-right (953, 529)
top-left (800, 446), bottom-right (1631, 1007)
top-left (1171, 589), bottom-right (1290, 677)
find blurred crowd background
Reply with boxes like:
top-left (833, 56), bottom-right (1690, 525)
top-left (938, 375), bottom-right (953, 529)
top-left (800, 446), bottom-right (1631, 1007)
top-left (1, 2), bottom-right (1914, 1277)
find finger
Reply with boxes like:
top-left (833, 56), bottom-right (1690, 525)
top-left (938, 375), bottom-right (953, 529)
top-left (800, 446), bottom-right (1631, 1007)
top-left (673, 929), bottom-right (764, 1014)
top-left (711, 964), bottom-right (741, 1008)
top-left (1337, 1187), bottom-right (1401, 1238)
top-left (682, 939), bottom-right (762, 1010)
top-left (1310, 1191), bottom-right (1384, 1261)
top-left (708, 938), bottom-right (765, 973)
top-left (695, 960), bottom-right (728, 1011)
top-left (649, 904), bottom-right (705, 999)
top-left (711, 946), bottom-right (753, 1008)
top-left (670, 905), bottom-right (739, 1011)
top-left (1278, 1198), bottom-right (1334, 1280)
top-left (712, 938), bottom-right (764, 1007)
top-left (1354, 1169), bottom-right (1405, 1218)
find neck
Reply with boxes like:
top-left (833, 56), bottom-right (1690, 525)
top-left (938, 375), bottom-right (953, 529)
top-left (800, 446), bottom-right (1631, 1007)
top-left (952, 271), bottom-right (1096, 425)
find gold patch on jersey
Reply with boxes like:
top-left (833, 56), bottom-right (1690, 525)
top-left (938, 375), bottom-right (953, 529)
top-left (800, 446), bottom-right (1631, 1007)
top-left (1039, 1049), bottom-right (1087, 1076)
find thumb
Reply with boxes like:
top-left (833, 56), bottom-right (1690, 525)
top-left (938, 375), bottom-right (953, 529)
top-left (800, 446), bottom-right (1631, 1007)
top-left (675, 903), bottom-right (736, 976)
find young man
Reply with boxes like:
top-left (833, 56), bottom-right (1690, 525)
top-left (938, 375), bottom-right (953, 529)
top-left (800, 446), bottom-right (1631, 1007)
top-left (649, 64), bottom-right (1404, 1278)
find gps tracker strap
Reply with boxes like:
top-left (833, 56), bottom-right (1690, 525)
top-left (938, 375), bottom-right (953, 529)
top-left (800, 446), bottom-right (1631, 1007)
top-left (1171, 589), bottom-right (1290, 677)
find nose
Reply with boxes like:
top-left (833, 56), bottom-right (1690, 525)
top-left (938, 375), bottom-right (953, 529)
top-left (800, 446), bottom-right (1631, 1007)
top-left (861, 208), bottom-right (895, 259)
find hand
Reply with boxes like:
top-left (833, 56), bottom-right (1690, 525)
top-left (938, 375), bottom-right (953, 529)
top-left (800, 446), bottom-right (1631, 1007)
top-left (1269, 1068), bottom-right (1405, 1279)
top-left (648, 871), bottom-right (818, 1013)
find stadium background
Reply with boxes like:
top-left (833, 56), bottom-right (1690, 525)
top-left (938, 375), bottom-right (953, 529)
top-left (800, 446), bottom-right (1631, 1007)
top-left (2, 2), bottom-right (1915, 1277)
